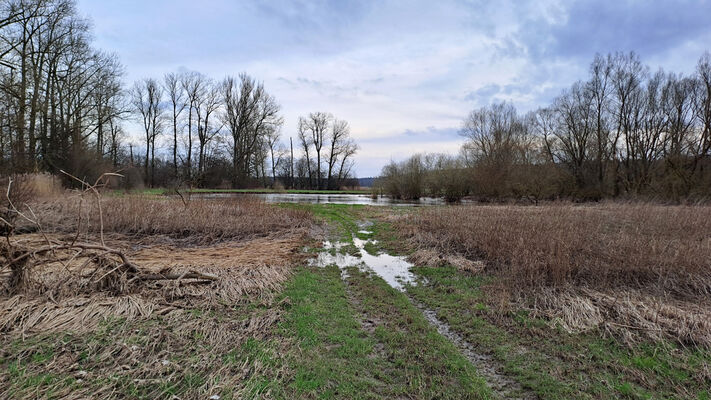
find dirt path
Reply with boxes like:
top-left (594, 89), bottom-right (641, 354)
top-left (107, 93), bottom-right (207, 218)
top-left (316, 215), bottom-right (533, 399)
top-left (412, 300), bottom-right (533, 399)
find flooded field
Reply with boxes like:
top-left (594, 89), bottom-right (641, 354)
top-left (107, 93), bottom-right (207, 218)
top-left (196, 192), bottom-right (454, 206)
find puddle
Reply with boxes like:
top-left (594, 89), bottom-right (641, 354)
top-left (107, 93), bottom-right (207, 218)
top-left (322, 240), bottom-right (347, 251)
top-left (310, 236), bottom-right (417, 291)
top-left (308, 225), bottom-right (528, 398)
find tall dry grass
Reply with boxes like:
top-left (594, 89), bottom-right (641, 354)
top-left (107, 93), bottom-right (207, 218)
top-left (399, 203), bottom-right (711, 297)
top-left (399, 203), bottom-right (711, 346)
top-left (37, 195), bottom-right (312, 244)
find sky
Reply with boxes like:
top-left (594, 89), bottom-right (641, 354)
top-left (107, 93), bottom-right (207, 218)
top-left (76, 0), bottom-right (711, 177)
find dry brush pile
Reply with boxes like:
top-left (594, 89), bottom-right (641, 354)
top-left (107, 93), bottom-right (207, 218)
top-left (0, 177), bottom-right (313, 397)
top-left (0, 176), bottom-right (313, 334)
top-left (398, 203), bottom-right (711, 347)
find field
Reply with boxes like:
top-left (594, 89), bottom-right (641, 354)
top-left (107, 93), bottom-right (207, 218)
top-left (1, 192), bottom-right (709, 399)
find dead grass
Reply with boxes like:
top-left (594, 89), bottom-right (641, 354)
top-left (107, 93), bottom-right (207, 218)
top-left (408, 249), bottom-right (484, 274)
top-left (0, 303), bottom-right (289, 399)
top-left (397, 202), bottom-right (711, 347)
top-left (0, 194), bottom-right (313, 335)
top-left (0, 231), bottom-right (306, 335)
top-left (36, 194), bottom-right (312, 244)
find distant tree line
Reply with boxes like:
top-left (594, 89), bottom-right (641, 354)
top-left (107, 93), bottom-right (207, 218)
top-left (0, 0), bottom-right (359, 189)
top-left (0, 0), bottom-right (124, 179)
top-left (129, 73), bottom-right (358, 189)
top-left (379, 52), bottom-right (711, 202)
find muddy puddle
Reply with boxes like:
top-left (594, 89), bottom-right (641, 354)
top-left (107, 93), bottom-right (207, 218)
top-left (310, 224), bottom-right (528, 399)
top-left (309, 231), bottom-right (417, 291)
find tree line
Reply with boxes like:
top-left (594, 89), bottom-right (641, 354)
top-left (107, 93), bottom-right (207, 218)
top-left (0, 0), bottom-right (359, 189)
top-left (380, 52), bottom-right (711, 202)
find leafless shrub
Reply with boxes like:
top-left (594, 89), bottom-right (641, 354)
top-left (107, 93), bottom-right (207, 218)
top-left (0, 175), bottom-right (37, 234)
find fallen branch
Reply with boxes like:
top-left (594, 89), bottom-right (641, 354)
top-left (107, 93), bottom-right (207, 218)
top-left (139, 271), bottom-right (219, 281)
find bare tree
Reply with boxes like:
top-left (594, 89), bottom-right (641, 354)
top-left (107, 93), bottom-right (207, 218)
top-left (264, 126), bottom-right (282, 186)
top-left (298, 112), bottom-right (331, 189)
top-left (164, 72), bottom-right (186, 178)
top-left (194, 79), bottom-right (221, 176)
top-left (181, 71), bottom-right (205, 180)
top-left (297, 121), bottom-right (313, 187)
top-left (130, 78), bottom-right (163, 186)
top-left (221, 73), bottom-right (281, 187)
top-left (326, 118), bottom-right (357, 189)
top-left (587, 53), bottom-right (614, 191)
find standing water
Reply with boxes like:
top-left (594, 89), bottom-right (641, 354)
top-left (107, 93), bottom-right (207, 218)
top-left (195, 192), bottom-right (457, 206)
top-left (309, 223), bottom-right (529, 399)
top-left (309, 231), bottom-right (417, 290)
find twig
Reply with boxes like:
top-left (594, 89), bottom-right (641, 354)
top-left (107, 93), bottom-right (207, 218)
top-left (60, 170), bottom-right (123, 247)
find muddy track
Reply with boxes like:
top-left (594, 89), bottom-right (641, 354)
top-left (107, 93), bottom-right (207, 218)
top-left (318, 218), bottom-right (536, 399)
top-left (410, 300), bottom-right (536, 400)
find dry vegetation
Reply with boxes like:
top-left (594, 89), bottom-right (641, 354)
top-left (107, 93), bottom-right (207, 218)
top-left (0, 177), bottom-right (313, 398)
top-left (36, 195), bottom-right (312, 244)
top-left (398, 203), bottom-right (711, 347)
top-left (1, 187), bottom-right (312, 332)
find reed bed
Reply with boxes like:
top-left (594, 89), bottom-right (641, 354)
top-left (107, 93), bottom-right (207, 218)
top-left (397, 203), bottom-right (711, 346)
top-left (0, 195), bottom-right (312, 335)
top-left (35, 194), bottom-right (312, 244)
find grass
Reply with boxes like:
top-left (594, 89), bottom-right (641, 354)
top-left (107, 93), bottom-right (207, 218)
top-left (273, 203), bottom-right (491, 398)
top-left (0, 302), bottom-right (288, 399)
top-left (344, 266), bottom-right (491, 398)
top-left (278, 266), bottom-right (386, 397)
top-left (406, 264), bottom-right (711, 399)
top-left (37, 195), bottom-right (312, 244)
top-left (397, 203), bottom-right (711, 347)
top-left (6, 198), bottom-right (709, 399)
top-left (399, 203), bottom-right (711, 293)
top-left (1, 194), bottom-right (314, 398)
top-left (277, 264), bottom-right (491, 399)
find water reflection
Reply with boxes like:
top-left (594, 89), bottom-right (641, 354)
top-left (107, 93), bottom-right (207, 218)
top-left (198, 192), bottom-right (451, 206)
top-left (309, 231), bottom-right (417, 291)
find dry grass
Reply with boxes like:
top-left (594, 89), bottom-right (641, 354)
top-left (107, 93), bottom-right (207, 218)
top-left (0, 301), bottom-right (289, 399)
top-left (0, 194), bottom-right (313, 335)
top-left (397, 202), bottom-right (711, 347)
top-left (400, 203), bottom-right (711, 295)
top-left (0, 231), bottom-right (307, 335)
top-left (407, 249), bottom-right (484, 274)
top-left (35, 194), bottom-right (312, 244)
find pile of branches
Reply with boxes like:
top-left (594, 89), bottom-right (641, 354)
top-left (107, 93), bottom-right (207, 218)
top-left (0, 172), bottom-right (217, 298)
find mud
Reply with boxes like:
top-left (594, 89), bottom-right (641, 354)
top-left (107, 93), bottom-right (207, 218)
top-left (413, 301), bottom-right (533, 399)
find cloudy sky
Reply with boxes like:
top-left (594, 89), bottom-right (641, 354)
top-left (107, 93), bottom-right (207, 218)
top-left (76, 0), bottom-right (711, 177)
